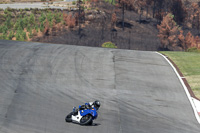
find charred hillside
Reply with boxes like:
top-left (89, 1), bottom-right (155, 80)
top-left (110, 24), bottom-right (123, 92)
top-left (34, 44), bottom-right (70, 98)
top-left (33, 0), bottom-right (200, 51)
top-left (1, 0), bottom-right (200, 51)
top-left (33, 1), bottom-right (161, 51)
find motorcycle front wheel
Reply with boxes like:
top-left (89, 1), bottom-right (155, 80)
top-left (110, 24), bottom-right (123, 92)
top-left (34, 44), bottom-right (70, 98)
top-left (80, 114), bottom-right (93, 125)
top-left (65, 112), bottom-right (73, 122)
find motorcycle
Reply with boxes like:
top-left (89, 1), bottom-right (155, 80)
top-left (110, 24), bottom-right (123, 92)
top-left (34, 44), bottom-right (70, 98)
top-left (65, 104), bottom-right (98, 125)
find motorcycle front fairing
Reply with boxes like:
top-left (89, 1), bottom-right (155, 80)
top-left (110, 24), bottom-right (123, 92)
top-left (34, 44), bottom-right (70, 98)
top-left (71, 111), bottom-right (82, 123)
top-left (71, 106), bottom-right (98, 123)
top-left (79, 107), bottom-right (98, 120)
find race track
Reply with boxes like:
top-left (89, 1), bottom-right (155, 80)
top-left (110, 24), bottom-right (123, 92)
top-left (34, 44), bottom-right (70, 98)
top-left (0, 40), bottom-right (200, 133)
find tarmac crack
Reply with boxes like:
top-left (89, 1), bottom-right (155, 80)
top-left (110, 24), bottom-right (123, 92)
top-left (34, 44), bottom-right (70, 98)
top-left (111, 50), bottom-right (122, 133)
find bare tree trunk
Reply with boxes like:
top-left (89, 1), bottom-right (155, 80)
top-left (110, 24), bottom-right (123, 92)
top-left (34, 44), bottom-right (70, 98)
top-left (101, 17), bottom-right (106, 40)
top-left (128, 30), bottom-right (131, 49)
top-left (122, 3), bottom-right (125, 30)
top-left (78, 0), bottom-right (81, 36)
top-left (146, 6), bottom-right (148, 19)
top-left (153, 0), bottom-right (156, 18)
top-left (139, 8), bottom-right (143, 24)
top-left (198, 13), bottom-right (200, 35)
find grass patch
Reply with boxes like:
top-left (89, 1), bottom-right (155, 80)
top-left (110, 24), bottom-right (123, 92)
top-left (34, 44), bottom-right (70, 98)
top-left (105, 0), bottom-right (116, 5)
top-left (160, 51), bottom-right (200, 99)
top-left (102, 41), bottom-right (117, 48)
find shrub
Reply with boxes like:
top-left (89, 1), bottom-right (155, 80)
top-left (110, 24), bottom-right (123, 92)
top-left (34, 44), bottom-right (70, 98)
top-left (15, 30), bottom-right (27, 41)
top-left (47, 12), bottom-right (53, 22)
top-left (15, 18), bottom-right (24, 31)
top-left (35, 25), bottom-right (39, 32)
top-left (72, 1), bottom-right (76, 5)
top-left (22, 31), bottom-right (27, 40)
top-left (32, 29), bottom-right (37, 36)
top-left (157, 13), bottom-right (180, 50)
top-left (40, 22), bottom-right (44, 32)
top-left (39, 13), bottom-right (46, 23)
top-left (0, 14), bottom-right (6, 23)
top-left (66, 14), bottom-right (76, 28)
top-left (19, 9), bottom-right (23, 14)
top-left (185, 32), bottom-right (196, 49)
top-left (54, 12), bottom-right (62, 23)
top-left (4, 15), bottom-right (13, 29)
top-left (25, 8), bottom-right (30, 11)
top-left (32, 8), bottom-right (40, 14)
top-left (0, 25), bottom-right (8, 34)
top-left (63, 13), bottom-right (68, 25)
top-left (29, 13), bottom-right (35, 26)
top-left (0, 32), bottom-right (8, 40)
top-left (187, 47), bottom-right (200, 52)
top-left (102, 42), bottom-right (117, 48)
top-left (47, 12), bottom-right (54, 27)
top-left (29, 31), bottom-right (33, 39)
top-left (43, 19), bottom-right (49, 35)
top-left (31, 8), bottom-right (37, 14)
top-left (23, 15), bottom-right (29, 28)
top-left (37, 10), bottom-right (42, 15)
top-left (6, 7), bottom-right (14, 12)
top-left (8, 31), bottom-right (14, 40)
top-left (15, 30), bottom-right (21, 40)
top-left (27, 27), bottom-right (32, 34)
top-left (4, 8), bottom-right (10, 15)
top-left (27, 24), bottom-right (31, 32)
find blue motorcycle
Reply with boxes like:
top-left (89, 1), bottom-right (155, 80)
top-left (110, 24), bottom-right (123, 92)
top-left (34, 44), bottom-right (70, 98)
top-left (65, 104), bottom-right (98, 125)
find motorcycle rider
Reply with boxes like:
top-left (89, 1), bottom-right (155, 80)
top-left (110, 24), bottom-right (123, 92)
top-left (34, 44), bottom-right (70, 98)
top-left (81, 100), bottom-right (101, 110)
top-left (72, 100), bottom-right (101, 115)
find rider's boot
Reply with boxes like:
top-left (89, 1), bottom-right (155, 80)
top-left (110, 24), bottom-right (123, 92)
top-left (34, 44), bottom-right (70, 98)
top-left (72, 107), bottom-right (78, 116)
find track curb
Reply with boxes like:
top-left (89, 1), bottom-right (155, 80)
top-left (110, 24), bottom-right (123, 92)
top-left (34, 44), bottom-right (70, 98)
top-left (156, 52), bottom-right (200, 124)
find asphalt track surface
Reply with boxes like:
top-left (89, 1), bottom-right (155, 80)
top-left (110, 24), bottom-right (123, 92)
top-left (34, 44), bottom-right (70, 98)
top-left (0, 40), bottom-right (200, 133)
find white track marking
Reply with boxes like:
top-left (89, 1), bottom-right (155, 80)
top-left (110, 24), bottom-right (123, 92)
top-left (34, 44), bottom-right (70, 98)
top-left (156, 52), bottom-right (200, 124)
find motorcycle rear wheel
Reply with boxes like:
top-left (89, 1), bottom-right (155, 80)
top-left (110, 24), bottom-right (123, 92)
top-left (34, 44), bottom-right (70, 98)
top-left (80, 114), bottom-right (93, 125)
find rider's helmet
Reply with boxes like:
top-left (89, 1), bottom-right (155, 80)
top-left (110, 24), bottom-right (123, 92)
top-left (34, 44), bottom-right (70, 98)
top-left (93, 100), bottom-right (101, 110)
